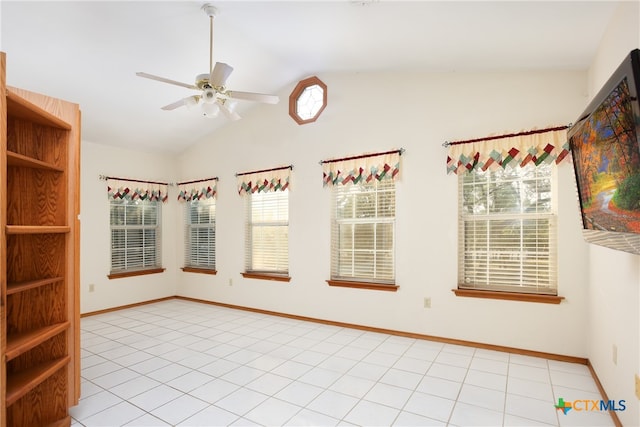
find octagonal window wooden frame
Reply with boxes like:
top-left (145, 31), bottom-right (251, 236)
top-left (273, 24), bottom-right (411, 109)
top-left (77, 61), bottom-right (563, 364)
top-left (289, 76), bottom-right (327, 125)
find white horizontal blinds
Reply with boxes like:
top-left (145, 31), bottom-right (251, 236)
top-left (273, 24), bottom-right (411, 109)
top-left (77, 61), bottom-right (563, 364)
top-left (323, 150), bottom-right (401, 285)
top-left (110, 199), bottom-right (161, 272)
top-left (459, 163), bottom-right (557, 294)
top-left (332, 179), bottom-right (395, 283)
top-left (238, 165), bottom-right (291, 276)
top-left (185, 199), bottom-right (216, 269)
top-left (177, 177), bottom-right (218, 270)
top-left (245, 190), bottom-right (289, 274)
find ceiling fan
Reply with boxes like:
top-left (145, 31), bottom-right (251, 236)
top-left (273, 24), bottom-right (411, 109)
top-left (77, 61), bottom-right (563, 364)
top-left (136, 3), bottom-right (279, 120)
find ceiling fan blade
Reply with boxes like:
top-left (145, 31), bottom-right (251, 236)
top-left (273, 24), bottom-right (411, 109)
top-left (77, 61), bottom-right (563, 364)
top-left (227, 90), bottom-right (279, 104)
top-left (161, 99), bottom-right (186, 111)
top-left (161, 95), bottom-right (200, 111)
top-left (210, 62), bottom-right (234, 88)
top-left (219, 103), bottom-right (241, 121)
top-left (136, 72), bottom-right (198, 90)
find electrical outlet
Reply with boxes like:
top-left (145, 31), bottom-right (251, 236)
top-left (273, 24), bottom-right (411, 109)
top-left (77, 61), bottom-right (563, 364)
top-left (635, 374), bottom-right (640, 400)
top-left (612, 344), bottom-right (618, 365)
top-left (423, 297), bottom-right (431, 308)
top-left (228, 278), bottom-right (233, 286)
top-left (89, 284), bottom-right (95, 293)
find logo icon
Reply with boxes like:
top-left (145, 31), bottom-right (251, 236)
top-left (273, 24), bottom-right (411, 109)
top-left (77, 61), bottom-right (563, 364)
top-left (554, 397), bottom-right (626, 414)
top-left (555, 398), bottom-right (572, 415)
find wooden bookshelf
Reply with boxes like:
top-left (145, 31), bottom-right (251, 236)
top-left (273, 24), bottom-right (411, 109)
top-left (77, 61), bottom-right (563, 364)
top-left (7, 277), bottom-right (64, 295)
top-left (6, 151), bottom-right (65, 172)
top-left (6, 225), bottom-right (71, 235)
top-left (47, 416), bottom-right (72, 427)
top-left (1, 51), bottom-right (80, 427)
top-left (5, 356), bottom-right (70, 406)
top-left (6, 322), bottom-right (70, 361)
top-left (6, 91), bottom-right (72, 130)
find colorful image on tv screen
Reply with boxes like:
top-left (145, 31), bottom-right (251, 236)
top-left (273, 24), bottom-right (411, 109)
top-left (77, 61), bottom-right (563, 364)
top-left (570, 77), bottom-right (640, 233)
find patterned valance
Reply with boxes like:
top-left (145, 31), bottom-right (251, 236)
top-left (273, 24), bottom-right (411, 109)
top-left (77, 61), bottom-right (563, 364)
top-left (107, 178), bottom-right (168, 203)
top-left (322, 150), bottom-right (402, 187)
top-left (446, 127), bottom-right (570, 174)
top-left (177, 178), bottom-right (218, 202)
top-left (237, 165), bottom-right (292, 195)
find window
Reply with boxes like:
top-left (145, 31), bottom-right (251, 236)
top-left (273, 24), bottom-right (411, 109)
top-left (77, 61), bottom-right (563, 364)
top-left (110, 199), bottom-right (161, 274)
top-left (331, 179), bottom-right (395, 285)
top-left (289, 76), bottom-right (327, 125)
top-left (458, 163), bottom-right (557, 295)
top-left (184, 198), bottom-right (216, 271)
top-left (244, 190), bottom-right (289, 277)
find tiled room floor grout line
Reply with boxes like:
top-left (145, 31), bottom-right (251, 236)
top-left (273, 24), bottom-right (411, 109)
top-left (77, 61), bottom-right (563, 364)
top-left (71, 300), bottom-right (615, 427)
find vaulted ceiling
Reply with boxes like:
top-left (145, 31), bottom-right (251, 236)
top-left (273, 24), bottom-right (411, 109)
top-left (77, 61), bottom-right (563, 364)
top-left (1, 1), bottom-right (620, 153)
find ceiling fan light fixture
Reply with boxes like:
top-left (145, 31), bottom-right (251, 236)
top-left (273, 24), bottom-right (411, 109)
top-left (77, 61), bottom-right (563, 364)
top-left (202, 102), bottom-right (220, 118)
top-left (222, 99), bottom-right (238, 113)
top-left (184, 95), bottom-right (199, 110)
top-left (202, 88), bottom-right (217, 103)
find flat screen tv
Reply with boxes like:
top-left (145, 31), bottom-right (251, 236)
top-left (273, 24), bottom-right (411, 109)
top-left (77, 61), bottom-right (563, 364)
top-left (568, 48), bottom-right (640, 255)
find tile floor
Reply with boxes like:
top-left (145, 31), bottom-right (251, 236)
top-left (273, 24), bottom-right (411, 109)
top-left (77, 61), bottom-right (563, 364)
top-left (71, 299), bottom-right (614, 426)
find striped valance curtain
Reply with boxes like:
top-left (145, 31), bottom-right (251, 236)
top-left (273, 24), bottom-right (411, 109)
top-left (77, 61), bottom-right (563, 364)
top-left (107, 178), bottom-right (169, 203)
top-left (237, 165), bottom-right (292, 195)
top-left (177, 178), bottom-right (218, 202)
top-left (446, 127), bottom-right (570, 174)
top-left (322, 150), bottom-right (402, 187)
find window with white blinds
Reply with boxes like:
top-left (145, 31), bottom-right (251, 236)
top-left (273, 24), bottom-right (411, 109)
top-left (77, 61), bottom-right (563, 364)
top-left (331, 179), bottom-right (395, 284)
top-left (458, 163), bottom-right (557, 294)
top-left (245, 190), bottom-right (289, 275)
top-left (110, 199), bottom-right (161, 273)
top-left (185, 199), bottom-right (216, 270)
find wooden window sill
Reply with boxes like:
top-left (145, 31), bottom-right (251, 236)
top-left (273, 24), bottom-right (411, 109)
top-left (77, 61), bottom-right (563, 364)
top-left (241, 272), bottom-right (291, 282)
top-left (452, 288), bottom-right (564, 304)
top-left (327, 280), bottom-right (398, 292)
top-left (181, 267), bottom-right (217, 275)
top-left (108, 268), bottom-right (165, 280)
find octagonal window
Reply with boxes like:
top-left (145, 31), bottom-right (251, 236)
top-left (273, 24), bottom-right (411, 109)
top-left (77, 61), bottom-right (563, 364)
top-left (289, 76), bottom-right (327, 125)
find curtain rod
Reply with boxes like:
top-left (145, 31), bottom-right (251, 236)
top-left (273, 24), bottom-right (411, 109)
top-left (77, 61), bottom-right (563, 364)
top-left (236, 165), bottom-right (293, 177)
top-left (176, 177), bottom-right (219, 186)
top-left (320, 148), bottom-right (405, 165)
top-left (442, 125), bottom-right (570, 147)
top-left (99, 175), bottom-right (170, 186)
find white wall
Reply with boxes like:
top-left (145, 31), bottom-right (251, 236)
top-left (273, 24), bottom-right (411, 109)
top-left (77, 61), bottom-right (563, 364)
top-left (74, 3), bottom-right (640, 420)
top-left (175, 69), bottom-right (591, 357)
top-left (585, 2), bottom-right (640, 426)
top-left (80, 140), bottom-right (179, 313)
